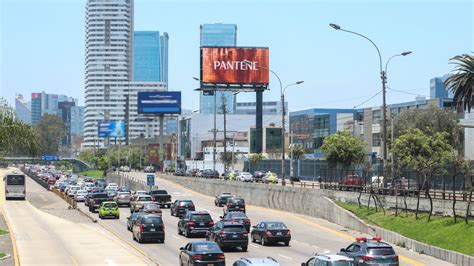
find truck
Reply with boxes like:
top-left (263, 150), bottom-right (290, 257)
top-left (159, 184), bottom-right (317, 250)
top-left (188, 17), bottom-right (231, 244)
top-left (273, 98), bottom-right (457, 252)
top-left (88, 192), bottom-right (109, 213)
top-left (149, 190), bottom-right (172, 208)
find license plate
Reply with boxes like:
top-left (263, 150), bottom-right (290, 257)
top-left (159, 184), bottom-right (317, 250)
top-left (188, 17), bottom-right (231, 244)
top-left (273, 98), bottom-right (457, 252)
top-left (232, 234), bottom-right (238, 238)
top-left (150, 228), bottom-right (156, 232)
top-left (200, 222), bottom-right (205, 226)
top-left (277, 232), bottom-right (282, 235)
top-left (208, 264), bottom-right (214, 266)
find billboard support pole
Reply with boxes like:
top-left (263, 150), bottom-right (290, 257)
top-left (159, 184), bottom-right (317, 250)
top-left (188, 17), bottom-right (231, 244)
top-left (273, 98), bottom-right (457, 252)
top-left (255, 89), bottom-right (263, 154)
top-left (159, 114), bottom-right (164, 173)
top-left (213, 89), bottom-right (217, 172)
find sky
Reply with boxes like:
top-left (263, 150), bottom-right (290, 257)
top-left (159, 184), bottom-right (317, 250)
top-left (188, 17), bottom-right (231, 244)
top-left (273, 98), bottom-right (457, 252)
top-left (1, 0), bottom-right (472, 113)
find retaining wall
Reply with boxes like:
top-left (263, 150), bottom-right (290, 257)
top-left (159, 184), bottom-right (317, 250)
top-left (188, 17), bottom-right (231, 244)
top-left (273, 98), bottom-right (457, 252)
top-left (142, 174), bottom-right (473, 266)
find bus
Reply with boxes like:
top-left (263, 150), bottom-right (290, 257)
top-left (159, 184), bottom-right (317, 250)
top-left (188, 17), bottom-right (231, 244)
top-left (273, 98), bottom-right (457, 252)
top-left (4, 174), bottom-right (26, 200)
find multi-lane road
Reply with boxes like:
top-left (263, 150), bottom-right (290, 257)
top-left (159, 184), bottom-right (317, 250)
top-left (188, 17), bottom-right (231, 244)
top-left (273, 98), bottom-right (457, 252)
top-left (1, 168), bottom-right (453, 265)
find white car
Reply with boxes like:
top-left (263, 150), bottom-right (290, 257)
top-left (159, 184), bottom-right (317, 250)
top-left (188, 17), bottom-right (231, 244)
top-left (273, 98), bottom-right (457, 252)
top-left (301, 254), bottom-right (354, 266)
top-left (67, 185), bottom-right (81, 197)
top-left (133, 190), bottom-right (148, 196)
top-left (74, 190), bottom-right (88, 202)
top-left (77, 180), bottom-right (85, 188)
top-left (105, 183), bottom-right (119, 191)
top-left (84, 182), bottom-right (95, 192)
top-left (237, 172), bottom-right (253, 182)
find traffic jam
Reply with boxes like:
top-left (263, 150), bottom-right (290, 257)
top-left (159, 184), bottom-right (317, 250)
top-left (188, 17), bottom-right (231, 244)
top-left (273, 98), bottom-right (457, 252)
top-left (22, 164), bottom-right (401, 266)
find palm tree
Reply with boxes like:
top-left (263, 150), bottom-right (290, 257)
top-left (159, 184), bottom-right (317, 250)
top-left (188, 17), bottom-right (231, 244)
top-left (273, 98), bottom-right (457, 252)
top-left (445, 54), bottom-right (474, 112)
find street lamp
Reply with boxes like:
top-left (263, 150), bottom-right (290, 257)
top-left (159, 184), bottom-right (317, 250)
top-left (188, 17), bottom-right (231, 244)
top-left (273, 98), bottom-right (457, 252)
top-left (243, 60), bottom-right (304, 186)
top-left (193, 77), bottom-right (218, 172)
top-left (329, 23), bottom-right (411, 171)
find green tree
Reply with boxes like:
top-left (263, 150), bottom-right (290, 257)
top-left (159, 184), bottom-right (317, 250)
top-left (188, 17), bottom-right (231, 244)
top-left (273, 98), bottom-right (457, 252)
top-left (391, 105), bottom-right (463, 149)
top-left (445, 54), bottom-right (474, 112)
top-left (0, 98), bottom-right (39, 157)
top-left (36, 114), bottom-right (66, 154)
top-left (289, 145), bottom-right (305, 160)
top-left (321, 130), bottom-right (366, 169)
top-left (392, 128), bottom-right (455, 221)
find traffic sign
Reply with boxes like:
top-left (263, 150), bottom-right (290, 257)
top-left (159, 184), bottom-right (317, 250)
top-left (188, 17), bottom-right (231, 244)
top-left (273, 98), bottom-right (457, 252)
top-left (41, 155), bottom-right (59, 161)
top-left (147, 174), bottom-right (155, 186)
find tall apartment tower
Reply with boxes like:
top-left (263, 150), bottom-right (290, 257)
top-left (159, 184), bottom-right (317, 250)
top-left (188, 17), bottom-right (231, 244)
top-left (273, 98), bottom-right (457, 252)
top-left (199, 23), bottom-right (237, 114)
top-left (84, 0), bottom-right (134, 148)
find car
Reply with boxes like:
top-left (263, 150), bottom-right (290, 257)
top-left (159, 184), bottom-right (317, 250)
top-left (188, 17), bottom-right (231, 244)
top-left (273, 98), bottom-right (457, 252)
top-left (223, 197), bottom-right (246, 214)
top-left (178, 211), bottom-right (214, 237)
top-left (221, 212), bottom-right (251, 232)
top-left (118, 186), bottom-right (131, 193)
top-left (340, 175), bottom-right (364, 189)
top-left (149, 189), bottom-right (172, 208)
top-left (236, 172), bottom-right (253, 182)
top-left (88, 192), bottom-right (109, 213)
top-left (67, 185), bottom-right (81, 197)
top-left (174, 169), bottom-right (186, 176)
top-left (251, 221), bottom-right (291, 246)
top-left (186, 168), bottom-right (200, 177)
top-left (106, 190), bottom-right (118, 200)
top-left (47, 177), bottom-right (57, 185)
top-left (179, 241), bottom-right (225, 266)
top-left (233, 257), bottom-right (280, 266)
top-left (144, 165), bottom-right (155, 173)
top-left (203, 169), bottom-right (219, 179)
top-left (126, 212), bottom-right (145, 231)
top-left (74, 190), bottom-right (88, 202)
top-left (195, 170), bottom-right (205, 178)
top-left (130, 195), bottom-right (154, 213)
top-left (206, 221), bottom-right (249, 251)
top-left (132, 214), bottom-right (165, 243)
top-left (142, 203), bottom-right (162, 215)
top-left (120, 165), bottom-right (131, 172)
top-left (214, 192), bottom-right (234, 207)
top-left (171, 199), bottom-right (196, 218)
top-left (133, 190), bottom-right (148, 196)
top-left (262, 172), bottom-right (278, 184)
top-left (338, 236), bottom-right (399, 266)
top-left (98, 201), bottom-right (120, 219)
top-left (301, 254), bottom-right (355, 266)
top-left (114, 191), bottom-right (132, 206)
top-left (84, 182), bottom-right (95, 192)
top-left (105, 183), bottom-right (119, 191)
top-left (95, 179), bottom-right (107, 188)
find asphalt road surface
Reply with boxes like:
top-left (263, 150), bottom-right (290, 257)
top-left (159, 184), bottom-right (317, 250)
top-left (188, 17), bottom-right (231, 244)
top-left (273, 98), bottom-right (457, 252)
top-left (74, 171), bottom-right (452, 266)
top-left (0, 168), bottom-right (153, 266)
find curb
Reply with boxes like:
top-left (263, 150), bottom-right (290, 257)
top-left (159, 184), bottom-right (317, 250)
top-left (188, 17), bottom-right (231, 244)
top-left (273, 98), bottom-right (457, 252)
top-left (76, 207), bottom-right (98, 223)
top-left (0, 209), bottom-right (19, 266)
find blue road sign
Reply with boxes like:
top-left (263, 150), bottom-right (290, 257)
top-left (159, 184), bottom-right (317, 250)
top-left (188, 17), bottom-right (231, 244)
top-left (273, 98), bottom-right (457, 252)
top-left (41, 155), bottom-right (59, 161)
top-left (147, 174), bottom-right (155, 187)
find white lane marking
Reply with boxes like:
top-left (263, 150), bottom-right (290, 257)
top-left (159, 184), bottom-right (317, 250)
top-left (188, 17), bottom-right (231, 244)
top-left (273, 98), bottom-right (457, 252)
top-left (250, 244), bottom-right (260, 248)
top-left (199, 207), bottom-right (220, 216)
top-left (105, 258), bottom-right (117, 266)
top-left (277, 254), bottom-right (293, 260)
top-left (292, 240), bottom-right (300, 243)
top-left (323, 250), bottom-right (331, 254)
top-left (172, 235), bottom-right (180, 239)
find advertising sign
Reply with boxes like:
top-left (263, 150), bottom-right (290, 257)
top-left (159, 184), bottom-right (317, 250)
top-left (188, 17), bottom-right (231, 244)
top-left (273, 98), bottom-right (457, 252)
top-left (41, 155), bottom-right (59, 161)
top-left (201, 47), bottom-right (269, 84)
top-left (137, 91), bottom-right (181, 114)
top-left (98, 120), bottom-right (125, 138)
top-left (147, 174), bottom-right (155, 186)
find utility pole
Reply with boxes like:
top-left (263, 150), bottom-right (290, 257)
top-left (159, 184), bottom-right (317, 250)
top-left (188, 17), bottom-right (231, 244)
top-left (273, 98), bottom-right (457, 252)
top-left (222, 93), bottom-right (227, 174)
top-left (390, 115), bottom-right (394, 178)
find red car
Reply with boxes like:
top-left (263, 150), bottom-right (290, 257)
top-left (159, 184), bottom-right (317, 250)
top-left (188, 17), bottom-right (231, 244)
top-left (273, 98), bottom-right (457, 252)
top-left (340, 175), bottom-right (363, 187)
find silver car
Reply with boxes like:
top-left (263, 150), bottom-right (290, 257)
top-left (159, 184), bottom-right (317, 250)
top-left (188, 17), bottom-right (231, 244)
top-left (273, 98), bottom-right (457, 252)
top-left (74, 190), bottom-right (89, 202)
top-left (114, 191), bottom-right (132, 207)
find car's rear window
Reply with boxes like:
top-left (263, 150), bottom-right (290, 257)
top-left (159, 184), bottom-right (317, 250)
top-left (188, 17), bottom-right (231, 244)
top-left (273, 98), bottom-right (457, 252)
top-left (191, 214), bottom-right (212, 221)
top-left (223, 225), bottom-right (245, 232)
top-left (266, 222), bottom-right (287, 229)
top-left (193, 242), bottom-right (220, 252)
top-left (331, 262), bottom-right (355, 266)
top-left (367, 247), bottom-right (395, 255)
top-left (231, 199), bottom-right (245, 204)
top-left (138, 196), bottom-right (152, 201)
top-left (145, 204), bottom-right (159, 210)
top-left (93, 193), bottom-right (108, 198)
top-left (179, 201), bottom-right (194, 207)
top-left (144, 217), bottom-right (162, 224)
top-left (151, 190), bottom-right (167, 195)
top-left (227, 213), bottom-right (247, 219)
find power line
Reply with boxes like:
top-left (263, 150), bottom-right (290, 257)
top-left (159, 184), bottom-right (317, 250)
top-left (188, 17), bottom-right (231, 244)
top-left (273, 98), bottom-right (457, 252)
top-left (353, 90), bottom-right (383, 109)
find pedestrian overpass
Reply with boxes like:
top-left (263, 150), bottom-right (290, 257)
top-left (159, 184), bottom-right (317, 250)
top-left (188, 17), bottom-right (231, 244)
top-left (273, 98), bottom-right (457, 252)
top-left (1, 157), bottom-right (91, 173)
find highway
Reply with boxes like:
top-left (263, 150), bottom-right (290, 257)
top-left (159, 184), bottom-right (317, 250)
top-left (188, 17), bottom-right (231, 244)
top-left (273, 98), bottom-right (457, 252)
top-left (0, 168), bottom-right (153, 266)
top-left (75, 171), bottom-right (452, 266)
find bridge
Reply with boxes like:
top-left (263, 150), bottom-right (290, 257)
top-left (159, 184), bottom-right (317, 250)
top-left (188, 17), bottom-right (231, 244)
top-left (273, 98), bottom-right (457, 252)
top-left (1, 157), bottom-right (91, 173)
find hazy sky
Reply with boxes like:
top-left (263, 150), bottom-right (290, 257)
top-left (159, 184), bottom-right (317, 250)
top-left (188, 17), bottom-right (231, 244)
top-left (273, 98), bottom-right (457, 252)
top-left (1, 0), bottom-right (472, 112)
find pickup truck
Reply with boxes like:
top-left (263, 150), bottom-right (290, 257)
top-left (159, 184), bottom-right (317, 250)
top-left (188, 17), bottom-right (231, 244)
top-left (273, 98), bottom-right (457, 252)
top-left (88, 193), bottom-right (109, 213)
top-left (130, 195), bottom-right (153, 213)
top-left (149, 190), bottom-right (172, 208)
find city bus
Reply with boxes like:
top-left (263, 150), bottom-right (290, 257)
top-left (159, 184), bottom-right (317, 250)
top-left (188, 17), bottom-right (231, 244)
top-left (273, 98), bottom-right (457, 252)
top-left (4, 173), bottom-right (26, 200)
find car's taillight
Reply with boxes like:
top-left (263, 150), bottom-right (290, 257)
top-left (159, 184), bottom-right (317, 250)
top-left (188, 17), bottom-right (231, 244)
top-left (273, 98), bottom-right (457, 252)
top-left (360, 256), bottom-right (374, 261)
top-left (229, 219), bottom-right (236, 222)
top-left (139, 224), bottom-right (144, 232)
top-left (191, 254), bottom-right (203, 260)
top-left (286, 229), bottom-right (291, 236)
top-left (161, 224), bottom-right (165, 230)
top-left (392, 256), bottom-right (399, 261)
top-left (265, 230), bottom-right (272, 236)
top-left (219, 232), bottom-right (226, 237)
top-left (243, 232), bottom-right (248, 237)
top-left (22, 190), bottom-right (26, 194)
top-left (227, 203), bottom-right (232, 207)
top-left (208, 221), bottom-right (214, 226)
top-left (187, 221), bottom-right (196, 227)
top-left (244, 219), bottom-right (250, 223)
top-left (217, 254), bottom-right (225, 259)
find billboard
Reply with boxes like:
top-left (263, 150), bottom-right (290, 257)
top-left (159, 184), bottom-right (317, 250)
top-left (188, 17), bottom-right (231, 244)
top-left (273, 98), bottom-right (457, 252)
top-left (137, 91), bottom-right (181, 114)
top-left (201, 47), bottom-right (269, 84)
top-left (98, 120), bottom-right (125, 138)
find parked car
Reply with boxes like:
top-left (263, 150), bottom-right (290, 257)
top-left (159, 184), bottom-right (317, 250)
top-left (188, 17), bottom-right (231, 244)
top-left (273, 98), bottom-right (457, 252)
top-left (262, 171), bottom-right (278, 184)
top-left (120, 165), bottom-right (131, 172)
top-left (186, 168), bottom-right (200, 177)
top-left (223, 197), bottom-right (246, 214)
top-left (214, 192), bottom-right (234, 207)
top-left (179, 241), bottom-right (225, 266)
top-left (236, 172), bottom-right (253, 182)
top-left (126, 212), bottom-right (145, 231)
top-left (203, 169), bottom-right (220, 179)
top-left (301, 254), bottom-right (354, 266)
top-left (251, 221), bottom-right (291, 246)
top-left (114, 191), bottom-right (132, 207)
top-left (149, 190), bottom-right (172, 208)
top-left (130, 195), bottom-right (154, 213)
top-left (144, 165), bottom-right (155, 173)
top-left (74, 190), bottom-right (88, 202)
top-left (88, 192), bottom-right (109, 213)
top-left (142, 203), bottom-right (162, 215)
top-left (221, 212), bottom-right (251, 232)
top-left (338, 236), bottom-right (399, 266)
top-left (132, 214), bottom-right (165, 243)
top-left (171, 199), bottom-right (196, 218)
top-left (174, 169), bottom-right (186, 176)
top-left (178, 211), bottom-right (214, 237)
top-left (234, 257), bottom-right (280, 266)
top-left (340, 175), bottom-right (364, 189)
top-left (206, 221), bottom-right (249, 251)
top-left (98, 201), bottom-right (120, 219)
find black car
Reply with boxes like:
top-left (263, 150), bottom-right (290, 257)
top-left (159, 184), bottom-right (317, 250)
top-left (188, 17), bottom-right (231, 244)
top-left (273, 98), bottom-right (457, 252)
top-left (126, 212), bottom-right (145, 231)
top-left (171, 199), bottom-right (196, 218)
top-left (149, 190), bottom-right (172, 208)
top-left (338, 236), bottom-right (399, 266)
top-left (214, 192), bottom-right (234, 207)
top-left (179, 241), bottom-right (225, 266)
top-left (202, 169), bottom-right (219, 179)
top-left (106, 190), bottom-right (118, 200)
top-left (132, 214), bottom-right (165, 243)
top-left (223, 197), bottom-right (246, 214)
top-left (253, 170), bottom-right (267, 183)
top-left (206, 221), bottom-right (248, 251)
top-left (251, 221), bottom-right (291, 246)
top-left (95, 179), bottom-right (107, 188)
top-left (88, 192), bottom-right (109, 213)
top-left (174, 169), bottom-right (186, 176)
top-left (178, 211), bottom-right (214, 237)
top-left (220, 212), bottom-right (251, 232)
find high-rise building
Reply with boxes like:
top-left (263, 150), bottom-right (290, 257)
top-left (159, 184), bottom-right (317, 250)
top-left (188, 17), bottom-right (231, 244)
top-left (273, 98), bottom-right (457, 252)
top-left (199, 23), bottom-right (237, 114)
top-left (30, 91), bottom-right (76, 125)
top-left (134, 31), bottom-right (161, 82)
top-left (30, 93), bottom-right (42, 125)
top-left (160, 32), bottom-right (169, 85)
top-left (430, 75), bottom-right (454, 100)
top-left (15, 94), bottom-right (31, 124)
top-left (71, 106), bottom-right (85, 137)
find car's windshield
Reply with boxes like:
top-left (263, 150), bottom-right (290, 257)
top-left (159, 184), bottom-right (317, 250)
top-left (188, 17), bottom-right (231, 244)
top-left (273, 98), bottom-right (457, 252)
top-left (193, 242), bottom-right (220, 252)
top-left (266, 222), bottom-right (287, 229)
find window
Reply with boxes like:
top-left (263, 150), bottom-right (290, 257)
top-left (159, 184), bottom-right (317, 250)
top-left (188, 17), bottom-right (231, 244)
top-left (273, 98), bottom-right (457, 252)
top-left (372, 110), bottom-right (381, 124)
top-left (372, 133), bottom-right (382, 147)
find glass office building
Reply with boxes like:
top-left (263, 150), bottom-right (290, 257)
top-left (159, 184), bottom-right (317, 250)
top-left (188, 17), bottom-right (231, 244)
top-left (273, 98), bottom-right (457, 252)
top-left (199, 23), bottom-right (237, 114)
top-left (134, 31), bottom-right (161, 82)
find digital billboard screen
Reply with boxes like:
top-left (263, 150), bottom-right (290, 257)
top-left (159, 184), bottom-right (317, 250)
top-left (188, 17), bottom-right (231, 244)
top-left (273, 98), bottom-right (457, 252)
top-left (98, 120), bottom-right (125, 138)
top-left (201, 47), bottom-right (269, 84)
top-left (137, 91), bottom-right (181, 114)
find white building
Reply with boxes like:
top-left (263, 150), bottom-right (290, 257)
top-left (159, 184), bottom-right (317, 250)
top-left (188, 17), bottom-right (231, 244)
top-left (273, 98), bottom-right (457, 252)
top-left (15, 94), bottom-right (31, 124)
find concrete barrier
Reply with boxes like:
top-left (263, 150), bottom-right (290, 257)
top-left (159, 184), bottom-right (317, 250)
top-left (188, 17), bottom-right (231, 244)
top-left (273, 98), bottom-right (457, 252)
top-left (148, 174), bottom-right (473, 266)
